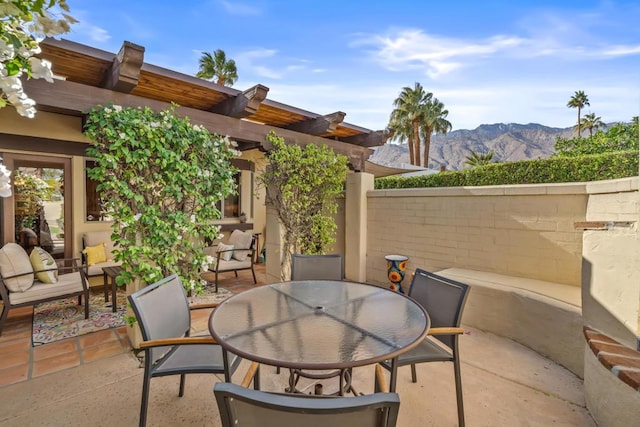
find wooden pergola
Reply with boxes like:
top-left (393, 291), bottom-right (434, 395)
top-left (17, 38), bottom-right (393, 172)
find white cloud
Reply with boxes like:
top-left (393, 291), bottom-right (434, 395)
top-left (69, 11), bottom-right (110, 43)
top-left (352, 29), bottom-right (526, 78)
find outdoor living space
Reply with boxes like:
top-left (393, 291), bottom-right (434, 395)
top-left (0, 175), bottom-right (639, 426)
top-left (0, 265), bottom-right (595, 426)
top-left (1, 23), bottom-right (639, 426)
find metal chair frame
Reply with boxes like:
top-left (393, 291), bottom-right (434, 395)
top-left (379, 268), bottom-right (470, 427)
top-left (128, 274), bottom-right (251, 427)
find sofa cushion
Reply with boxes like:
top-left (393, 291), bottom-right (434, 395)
top-left (86, 260), bottom-right (122, 277)
top-left (83, 243), bottom-right (107, 266)
top-left (216, 258), bottom-right (252, 272)
top-left (9, 272), bottom-right (84, 305)
top-left (0, 243), bottom-right (34, 292)
top-left (216, 243), bottom-right (235, 261)
top-left (83, 231), bottom-right (116, 260)
top-left (228, 229), bottom-right (252, 261)
top-left (29, 246), bottom-right (58, 284)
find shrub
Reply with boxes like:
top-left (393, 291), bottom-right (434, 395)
top-left (375, 150), bottom-right (638, 189)
top-left (84, 104), bottom-right (238, 293)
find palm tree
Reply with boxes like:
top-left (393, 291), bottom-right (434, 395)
top-left (389, 83), bottom-right (433, 166)
top-left (421, 98), bottom-right (452, 168)
top-left (580, 112), bottom-right (604, 136)
top-left (465, 150), bottom-right (495, 167)
top-left (567, 90), bottom-right (590, 138)
top-left (196, 49), bottom-right (238, 86)
top-left (388, 111), bottom-right (414, 166)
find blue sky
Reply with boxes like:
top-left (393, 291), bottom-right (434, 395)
top-left (62, 0), bottom-right (639, 131)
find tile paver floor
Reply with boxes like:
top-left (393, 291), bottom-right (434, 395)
top-left (0, 263), bottom-right (595, 426)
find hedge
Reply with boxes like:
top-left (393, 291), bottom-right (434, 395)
top-left (375, 150), bottom-right (639, 189)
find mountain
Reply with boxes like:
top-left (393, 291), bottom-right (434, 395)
top-left (369, 123), bottom-right (577, 171)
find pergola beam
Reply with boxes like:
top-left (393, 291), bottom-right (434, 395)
top-left (24, 78), bottom-right (371, 171)
top-left (285, 111), bottom-right (346, 135)
top-left (342, 128), bottom-right (394, 148)
top-left (209, 84), bottom-right (269, 118)
top-left (101, 41), bottom-right (145, 93)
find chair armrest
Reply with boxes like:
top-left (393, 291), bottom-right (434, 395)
top-left (428, 327), bottom-right (464, 335)
top-left (0, 269), bottom-right (37, 281)
top-left (188, 301), bottom-right (220, 311)
top-left (138, 336), bottom-right (217, 349)
top-left (54, 257), bottom-right (85, 273)
top-left (240, 361), bottom-right (260, 388)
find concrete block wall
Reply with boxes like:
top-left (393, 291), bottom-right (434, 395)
top-left (366, 184), bottom-right (589, 288)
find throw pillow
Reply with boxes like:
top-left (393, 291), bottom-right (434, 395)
top-left (83, 243), bottom-right (107, 266)
top-left (216, 243), bottom-right (235, 262)
top-left (0, 243), bottom-right (35, 292)
top-left (228, 229), bottom-right (253, 261)
top-left (29, 246), bottom-right (58, 284)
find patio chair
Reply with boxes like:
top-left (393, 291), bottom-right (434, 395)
top-left (81, 231), bottom-right (121, 301)
top-left (276, 253), bottom-right (344, 376)
top-left (0, 243), bottom-right (89, 336)
top-left (378, 268), bottom-right (470, 427)
top-left (214, 367), bottom-right (400, 427)
top-left (202, 229), bottom-right (257, 290)
top-left (128, 274), bottom-right (253, 427)
top-left (290, 253), bottom-right (344, 281)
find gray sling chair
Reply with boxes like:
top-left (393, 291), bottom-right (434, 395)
top-left (378, 268), bottom-right (470, 427)
top-left (277, 253), bottom-right (344, 377)
top-left (290, 253), bottom-right (344, 281)
top-left (214, 364), bottom-right (399, 427)
top-left (128, 274), bottom-right (258, 427)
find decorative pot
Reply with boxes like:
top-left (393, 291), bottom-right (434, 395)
top-left (385, 254), bottom-right (408, 293)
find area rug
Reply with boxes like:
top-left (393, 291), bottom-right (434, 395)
top-left (32, 284), bottom-right (232, 346)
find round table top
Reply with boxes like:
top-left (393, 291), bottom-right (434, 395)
top-left (208, 280), bottom-right (430, 370)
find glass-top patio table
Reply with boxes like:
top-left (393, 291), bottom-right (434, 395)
top-left (208, 280), bottom-right (430, 395)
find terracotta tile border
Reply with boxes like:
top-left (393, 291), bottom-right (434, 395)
top-left (584, 326), bottom-right (640, 391)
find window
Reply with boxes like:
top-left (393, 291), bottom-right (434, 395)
top-left (86, 161), bottom-right (241, 220)
top-left (85, 160), bottom-right (111, 221)
top-left (218, 173), bottom-right (241, 218)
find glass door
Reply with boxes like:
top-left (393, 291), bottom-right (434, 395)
top-left (1, 154), bottom-right (71, 259)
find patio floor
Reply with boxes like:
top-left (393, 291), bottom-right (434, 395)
top-left (0, 264), bottom-right (595, 426)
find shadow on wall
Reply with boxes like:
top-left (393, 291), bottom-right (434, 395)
top-left (582, 257), bottom-right (638, 349)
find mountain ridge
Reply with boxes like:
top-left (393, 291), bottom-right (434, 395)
top-left (369, 122), bottom-right (577, 171)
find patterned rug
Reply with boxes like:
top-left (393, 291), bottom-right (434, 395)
top-left (32, 284), bottom-right (232, 346)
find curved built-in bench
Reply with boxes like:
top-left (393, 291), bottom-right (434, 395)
top-left (583, 326), bottom-right (640, 426)
top-left (436, 268), bottom-right (584, 377)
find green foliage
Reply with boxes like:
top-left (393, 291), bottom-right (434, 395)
top-left (13, 171), bottom-right (52, 227)
top-left (555, 118), bottom-right (639, 157)
top-left (257, 131), bottom-right (348, 279)
top-left (465, 150), bottom-right (495, 167)
top-left (388, 82), bottom-right (451, 167)
top-left (375, 150), bottom-right (638, 189)
top-left (83, 104), bottom-right (239, 292)
top-left (196, 49), bottom-right (238, 87)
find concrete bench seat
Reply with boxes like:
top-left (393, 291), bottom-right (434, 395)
top-left (436, 268), bottom-right (584, 377)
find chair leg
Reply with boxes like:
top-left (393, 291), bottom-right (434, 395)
top-left (84, 290), bottom-right (90, 319)
top-left (234, 271), bottom-right (238, 278)
top-left (250, 266), bottom-right (257, 284)
top-left (254, 365), bottom-right (260, 390)
top-left (410, 363), bottom-right (417, 383)
top-left (139, 357), bottom-right (152, 427)
top-left (453, 354), bottom-right (465, 427)
top-left (0, 304), bottom-right (9, 337)
top-left (179, 373), bottom-right (186, 397)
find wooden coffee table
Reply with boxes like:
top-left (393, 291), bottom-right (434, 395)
top-left (102, 266), bottom-right (122, 312)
